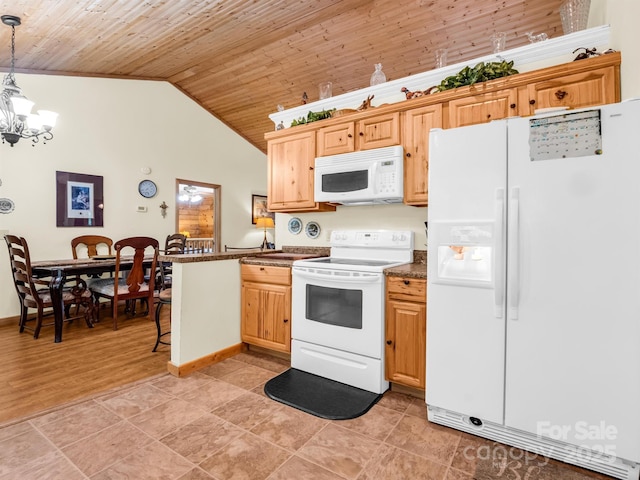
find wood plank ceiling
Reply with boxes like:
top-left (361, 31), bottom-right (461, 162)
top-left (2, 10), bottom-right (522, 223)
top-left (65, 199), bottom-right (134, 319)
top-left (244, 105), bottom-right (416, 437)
top-left (0, 0), bottom-right (566, 153)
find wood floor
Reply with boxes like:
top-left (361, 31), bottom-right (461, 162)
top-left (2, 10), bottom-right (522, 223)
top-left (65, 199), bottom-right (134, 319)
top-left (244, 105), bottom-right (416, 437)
top-left (0, 305), bottom-right (171, 425)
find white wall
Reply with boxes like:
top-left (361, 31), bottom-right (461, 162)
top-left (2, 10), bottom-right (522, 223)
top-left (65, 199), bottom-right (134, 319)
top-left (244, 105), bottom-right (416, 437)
top-left (0, 74), bottom-right (267, 318)
top-left (590, 0), bottom-right (640, 99)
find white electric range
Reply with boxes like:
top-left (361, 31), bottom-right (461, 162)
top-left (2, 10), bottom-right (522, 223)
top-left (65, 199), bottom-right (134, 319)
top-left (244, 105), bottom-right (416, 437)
top-left (291, 229), bottom-right (414, 393)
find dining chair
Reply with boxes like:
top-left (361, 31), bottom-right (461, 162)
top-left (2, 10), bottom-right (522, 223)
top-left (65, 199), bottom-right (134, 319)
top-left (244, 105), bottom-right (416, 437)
top-left (90, 236), bottom-right (159, 330)
top-left (153, 263), bottom-right (172, 352)
top-left (4, 235), bottom-right (95, 339)
top-left (164, 233), bottom-right (187, 254)
top-left (71, 235), bottom-right (114, 259)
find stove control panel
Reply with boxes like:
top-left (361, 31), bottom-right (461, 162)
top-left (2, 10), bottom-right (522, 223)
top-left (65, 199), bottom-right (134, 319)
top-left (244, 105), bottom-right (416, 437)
top-left (330, 230), bottom-right (414, 249)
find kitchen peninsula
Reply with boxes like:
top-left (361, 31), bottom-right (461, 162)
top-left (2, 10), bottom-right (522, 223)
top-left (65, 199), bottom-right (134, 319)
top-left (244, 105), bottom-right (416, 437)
top-left (160, 248), bottom-right (426, 377)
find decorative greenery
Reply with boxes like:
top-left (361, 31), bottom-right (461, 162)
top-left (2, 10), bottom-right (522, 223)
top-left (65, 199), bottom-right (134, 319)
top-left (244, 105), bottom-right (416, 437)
top-left (433, 60), bottom-right (519, 92)
top-left (291, 108), bottom-right (336, 127)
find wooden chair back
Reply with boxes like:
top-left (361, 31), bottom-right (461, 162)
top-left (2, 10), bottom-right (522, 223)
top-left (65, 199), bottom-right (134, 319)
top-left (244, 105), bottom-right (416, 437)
top-left (4, 235), bottom-right (39, 309)
top-left (164, 233), bottom-right (187, 254)
top-left (71, 235), bottom-right (113, 259)
top-left (5, 235), bottom-right (95, 338)
top-left (106, 236), bottom-right (159, 329)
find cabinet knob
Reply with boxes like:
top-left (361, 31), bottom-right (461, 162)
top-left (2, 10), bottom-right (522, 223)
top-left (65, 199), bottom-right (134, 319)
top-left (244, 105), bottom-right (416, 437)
top-left (309, 166), bottom-right (314, 170)
top-left (555, 90), bottom-right (568, 100)
top-left (406, 152), bottom-right (411, 158)
top-left (510, 103), bottom-right (516, 109)
top-left (283, 318), bottom-right (289, 323)
top-left (529, 99), bottom-right (536, 105)
top-left (259, 267), bottom-right (265, 271)
top-left (359, 132), bottom-right (364, 136)
top-left (386, 340), bottom-right (392, 345)
top-left (403, 279), bottom-right (410, 285)
top-left (347, 133), bottom-right (353, 138)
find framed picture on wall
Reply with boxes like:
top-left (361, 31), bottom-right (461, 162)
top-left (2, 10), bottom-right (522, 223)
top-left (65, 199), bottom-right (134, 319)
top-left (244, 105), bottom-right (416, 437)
top-left (251, 194), bottom-right (274, 225)
top-left (56, 171), bottom-right (104, 227)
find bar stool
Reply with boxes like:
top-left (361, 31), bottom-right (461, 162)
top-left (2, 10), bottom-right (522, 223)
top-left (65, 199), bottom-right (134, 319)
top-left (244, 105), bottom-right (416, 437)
top-left (153, 287), bottom-right (171, 352)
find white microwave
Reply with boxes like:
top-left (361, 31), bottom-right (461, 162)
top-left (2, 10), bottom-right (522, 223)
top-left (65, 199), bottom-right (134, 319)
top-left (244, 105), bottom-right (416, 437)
top-left (314, 145), bottom-right (404, 205)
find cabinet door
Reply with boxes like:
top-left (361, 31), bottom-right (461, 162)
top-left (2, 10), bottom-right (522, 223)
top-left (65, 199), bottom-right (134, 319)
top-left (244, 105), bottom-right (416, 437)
top-left (317, 122), bottom-right (355, 156)
top-left (385, 299), bottom-right (426, 389)
top-left (267, 131), bottom-right (316, 211)
top-left (447, 88), bottom-right (518, 128)
top-left (241, 280), bottom-right (291, 353)
top-left (261, 285), bottom-right (291, 352)
top-left (402, 105), bottom-right (443, 206)
top-left (522, 65), bottom-right (619, 115)
top-left (241, 282), bottom-right (263, 342)
top-left (356, 112), bottom-right (400, 150)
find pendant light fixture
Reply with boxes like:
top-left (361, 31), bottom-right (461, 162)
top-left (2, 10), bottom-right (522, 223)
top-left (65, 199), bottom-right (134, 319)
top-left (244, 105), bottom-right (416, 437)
top-left (0, 15), bottom-right (57, 147)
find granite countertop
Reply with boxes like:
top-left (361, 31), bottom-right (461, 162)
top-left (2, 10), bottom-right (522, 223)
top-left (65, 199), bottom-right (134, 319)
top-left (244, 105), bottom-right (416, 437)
top-left (241, 248), bottom-right (427, 279)
top-left (163, 246), bottom-right (427, 280)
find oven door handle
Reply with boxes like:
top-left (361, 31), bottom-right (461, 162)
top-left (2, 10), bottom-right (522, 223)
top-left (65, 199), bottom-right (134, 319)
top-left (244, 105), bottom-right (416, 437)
top-left (293, 269), bottom-right (381, 284)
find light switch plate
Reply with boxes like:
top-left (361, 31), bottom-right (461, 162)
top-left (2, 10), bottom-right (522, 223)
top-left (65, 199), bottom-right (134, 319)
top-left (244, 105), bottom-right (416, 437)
top-left (136, 206), bottom-right (148, 213)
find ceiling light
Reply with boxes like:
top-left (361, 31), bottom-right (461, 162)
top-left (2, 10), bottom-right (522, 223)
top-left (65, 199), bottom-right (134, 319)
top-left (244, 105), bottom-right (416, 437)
top-left (179, 185), bottom-right (202, 203)
top-left (0, 15), bottom-right (57, 147)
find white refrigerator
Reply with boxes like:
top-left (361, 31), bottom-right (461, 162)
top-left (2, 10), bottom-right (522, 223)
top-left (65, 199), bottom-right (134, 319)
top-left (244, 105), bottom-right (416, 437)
top-left (426, 100), bottom-right (640, 480)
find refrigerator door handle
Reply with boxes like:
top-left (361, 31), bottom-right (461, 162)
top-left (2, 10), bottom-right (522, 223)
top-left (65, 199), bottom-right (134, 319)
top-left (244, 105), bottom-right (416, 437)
top-left (494, 188), bottom-right (505, 318)
top-left (509, 187), bottom-right (520, 320)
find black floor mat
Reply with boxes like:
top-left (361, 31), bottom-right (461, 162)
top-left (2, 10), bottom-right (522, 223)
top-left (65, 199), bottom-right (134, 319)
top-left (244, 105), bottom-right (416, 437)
top-left (264, 368), bottom-right (382, 420)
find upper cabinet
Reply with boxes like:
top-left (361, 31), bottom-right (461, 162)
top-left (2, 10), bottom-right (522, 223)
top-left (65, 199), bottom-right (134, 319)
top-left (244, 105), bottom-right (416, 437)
top-left (447, 88), bottom-right (519, 128)
top-left (357, 112), bottom-right (400, 150)
top-left (265, 53), bottom-right (621, 212)
top-left (316, 112), bottom-right (400, 156)
top-left (316, 122), bottom-right (355, 156)
top-left (267, 130), bottom-right (335, 213)
top-left (402, 105), bottom-right (442, 205)
top-left (519, 65), bottom-right (619, 116)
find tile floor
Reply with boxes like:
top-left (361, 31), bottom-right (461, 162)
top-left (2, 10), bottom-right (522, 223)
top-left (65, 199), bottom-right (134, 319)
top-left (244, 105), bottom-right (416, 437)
top-left (0, 351), bottom-right (615, 480)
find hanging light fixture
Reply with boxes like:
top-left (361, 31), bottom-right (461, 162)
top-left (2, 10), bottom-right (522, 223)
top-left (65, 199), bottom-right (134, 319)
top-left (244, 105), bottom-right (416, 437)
top-left (0, 15), bottom-right (57, 147)
top-left (178, 185), bottom-right (202, 203)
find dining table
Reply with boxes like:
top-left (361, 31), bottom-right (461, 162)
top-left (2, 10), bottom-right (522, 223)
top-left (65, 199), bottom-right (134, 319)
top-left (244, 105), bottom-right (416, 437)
top-left (31, 255), bottom-right (153, 343)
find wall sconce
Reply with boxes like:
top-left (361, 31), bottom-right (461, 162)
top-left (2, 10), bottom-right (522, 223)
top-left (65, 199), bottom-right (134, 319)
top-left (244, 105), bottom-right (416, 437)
top-left (159, 201), bottom-right (168, 218)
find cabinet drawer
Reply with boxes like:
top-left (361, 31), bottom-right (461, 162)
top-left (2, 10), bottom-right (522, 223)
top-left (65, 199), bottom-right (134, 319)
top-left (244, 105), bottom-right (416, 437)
top-left (241, 264), bottom-right (291, 285)
top-left (386, 276), bottom-right (426, 302)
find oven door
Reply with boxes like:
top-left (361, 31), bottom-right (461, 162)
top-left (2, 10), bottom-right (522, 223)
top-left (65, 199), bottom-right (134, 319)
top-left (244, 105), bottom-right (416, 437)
top-left (292, 266), bottom-right (384, 359)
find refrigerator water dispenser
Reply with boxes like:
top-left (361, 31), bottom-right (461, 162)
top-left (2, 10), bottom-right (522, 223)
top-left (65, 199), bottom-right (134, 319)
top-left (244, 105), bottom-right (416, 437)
top-left (431, 222), bottom-right (494, 287)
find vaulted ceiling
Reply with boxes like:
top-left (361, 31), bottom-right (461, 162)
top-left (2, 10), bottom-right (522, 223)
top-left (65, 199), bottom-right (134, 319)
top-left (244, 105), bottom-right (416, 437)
top-left (0, 0), bottom-right (565, 153)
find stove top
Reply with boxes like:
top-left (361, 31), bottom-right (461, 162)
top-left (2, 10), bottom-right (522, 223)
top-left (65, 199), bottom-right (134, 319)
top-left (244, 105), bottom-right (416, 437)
top-left (292, 229), bottom-right (414, 273)
top-left (298, 257), bottom-right (402, 267)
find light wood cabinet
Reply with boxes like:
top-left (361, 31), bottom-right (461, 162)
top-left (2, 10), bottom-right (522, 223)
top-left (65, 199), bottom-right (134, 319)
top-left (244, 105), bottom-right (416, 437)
top-left (356, 112), bottom-right (400, 150)
top-left (241, 264), bottom-right (292, 353)
top-left (316, 112), bottom-right (400, 156)
top-left (265, 53), bottom-right (620, 213)
top-left (402, 104), bottom-right (443, 206)
top-left (385, 276), bottom-right (426, 389)
top-left (266, 130), bottom-right (335, 213)
top-left (317, 122), bottom-right (355, 156)
top-left (519, 65), bottom-right (619, 116)
top-left (446, 87), bottom-right (519, 128)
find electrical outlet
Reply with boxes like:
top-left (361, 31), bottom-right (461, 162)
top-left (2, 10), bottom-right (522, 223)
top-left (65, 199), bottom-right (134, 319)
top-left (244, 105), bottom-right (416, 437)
top-left (136, 206), bottom-right (148, 213)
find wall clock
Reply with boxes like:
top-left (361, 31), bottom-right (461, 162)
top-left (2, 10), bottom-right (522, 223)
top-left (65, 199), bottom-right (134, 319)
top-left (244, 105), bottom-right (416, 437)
top-left (138, 179), bottom-right (157, 198)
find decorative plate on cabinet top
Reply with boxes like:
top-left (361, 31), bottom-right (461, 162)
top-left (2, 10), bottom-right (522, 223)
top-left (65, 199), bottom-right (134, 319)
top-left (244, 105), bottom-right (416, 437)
top-left (0, 198), bottom-right (15, 214)
top-left (288, 217), bottom-right (302, 235)
top-left (305, 221), bottom-right (321, 239)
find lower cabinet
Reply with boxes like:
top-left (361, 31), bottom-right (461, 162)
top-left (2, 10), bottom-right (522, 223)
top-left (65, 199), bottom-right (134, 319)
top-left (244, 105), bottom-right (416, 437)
top-left (241, 264), bottom-right (291, 353)
top-left (385, 276), bottom-right (426, 389)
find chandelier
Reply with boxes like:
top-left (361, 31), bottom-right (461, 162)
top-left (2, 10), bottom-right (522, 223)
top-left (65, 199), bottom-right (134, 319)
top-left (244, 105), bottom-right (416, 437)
top-left (179, 185), bottom-right (202, 203)
top-left (0, 15), bottom-right (57, 147)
